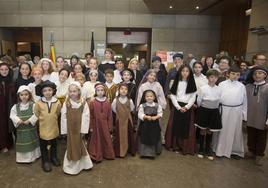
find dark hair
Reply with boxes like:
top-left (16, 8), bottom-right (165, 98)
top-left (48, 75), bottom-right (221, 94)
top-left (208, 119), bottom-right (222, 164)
top-left (105, 69), bottom-right (114, 76)
top-left (56, 56), bottom-right (64, 62)
top-left (206, 69), bottom-right (220, 78)
top-left (70, 55), bottom-right (79, 67)
top-left (228, 65), bottom-right (241, 73)
top-left (140, 89), bottom-right (158, 105)
top-left (73, 62), bottom-right (86, 74)
top-left (170, 64), bottom-right (197, 94)
top-left (219, 56), bottom-right (232, 67)
top-left (85, 52), bottom-right (93, 58)
top-left (252, 53), bottom-right (265, 64)
top-left (202, 56), bottom-right (214, 74)
top-left (0, 63), bottom-right (13, 83)
top-left (19, 62), bottom-right (32, 78)
top-left (117, 83), bottom-right (129, 98)
top-left (115, 58), bottom-right (124, 64)
top-left (193, 61), bottom-right (203, 68)
top-left (59, 68), bottom-right (70, 77)
top-left (238, 60), bottom-right (250, 67)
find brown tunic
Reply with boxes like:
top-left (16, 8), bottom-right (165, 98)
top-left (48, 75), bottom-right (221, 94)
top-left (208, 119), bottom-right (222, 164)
top-left (114, 99), bottom-right (135, 157)
top-left (106, 84), bottom-right (118, 104)
top-left (66, 104), bottom-right (87, 161)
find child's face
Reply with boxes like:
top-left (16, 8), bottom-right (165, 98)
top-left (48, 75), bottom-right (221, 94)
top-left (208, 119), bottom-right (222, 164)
top-left (115, 61), bottom-right (124, 71)
top-left (147, 72), bottom-right (156, 83)
top-left (181, 67), bottom-right (190, 80)
top-left (96, 87), bottom-right (105, 97)
top-left (20, 64), bottom-right (30, 77)
top-left (193, 64), bottom-right (203, 75)
top-left (89, 73), bottom-right (98, 82)
top-left (0, 65), bottom-right (9, 77)
top-left (56, 58), bottom-right (65, 70)
top-left (153, 61), bottom-right (161, 69)
top-left (59, 70), bottom-right (69, 83)
top-left (89, 59), bottom-right (98, 69)
top-left (105, 73), bottom-right (114, 83)
top-left (71, 59), bottom-right (78, 67)
top-left (33, 71), bottom-right (43, 82)
top-left (75, 77), bottom-right (85, 86)
top-left (229, 72), bottom-right (240, 81)
top-left (19, 90), bottom-right (30, 103)
top-left (240, 62), bottom-right (247, 71)
top-left (208, 75), bottom-right (218, 85)
top-left (145, 92), bottom-right (155, 103)
top-left (253, 70), bottom-right (267, 82)
top-left (42, 61), bottom-right (50, 72)
top-left (219, 59), bottom-right (229, 71)
top-left (74, 65), bottom-right (83, 74)
top-left (129, 61), bottom-right (138, 70)
top-left (105, 51), bottom-right (112, 59)
top-left (69, 85), bottom-right (80, 100)
top-left (42, 87), bottom-right (54, 99)
top-left (122, 71), bottom-right (132, 82)
top-left (119, 86), bottom-right (128, 97)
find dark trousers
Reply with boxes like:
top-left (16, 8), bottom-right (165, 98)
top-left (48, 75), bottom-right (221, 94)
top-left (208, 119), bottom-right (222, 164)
top-left (40, 138), bottom-right (58, 163)
top-left (247, 126), bottom-right (267, 156)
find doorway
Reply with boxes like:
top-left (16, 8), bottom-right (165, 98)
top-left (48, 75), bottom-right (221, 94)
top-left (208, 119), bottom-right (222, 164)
top-left (106, 27), bottom-right (152, 66)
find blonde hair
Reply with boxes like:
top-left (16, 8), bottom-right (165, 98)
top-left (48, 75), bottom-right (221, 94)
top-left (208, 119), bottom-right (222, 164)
top-left (128, 58), bottom-right (139, 69)
top-left (65, 84), bottom-right (83, 107)
top-left (74, 73), bottom-right (86, 82)
top-left (41, 59), bottom-right (54, 74)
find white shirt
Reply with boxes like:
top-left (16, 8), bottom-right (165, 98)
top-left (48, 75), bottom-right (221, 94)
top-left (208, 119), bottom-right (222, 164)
top-left (113, 70), bottom-right (122, 84)
top-left (82, 81), bottom-right (99, 100)
top-left (197, 84), bottom-right (221, 109)
top-left (170, 81), bottom-right (196, 110)
top-left (105, 82), bottom-right (115, 89)
top-left (194, 74), bottom-right (208, 93)
top-left (42, 74), bottom-right (51, 81)
top-left (28, 82), bottom-right (41, 102)
top-left (111, 96), bottom-right (135, 113)
top-left (55, 80), bottom-right (70, 97)
top-left (101, 60), bottom-right (115, 65)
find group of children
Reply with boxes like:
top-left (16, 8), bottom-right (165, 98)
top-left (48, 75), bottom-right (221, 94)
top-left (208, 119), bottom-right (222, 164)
top-left (0, 50), bottom-right (268, 176)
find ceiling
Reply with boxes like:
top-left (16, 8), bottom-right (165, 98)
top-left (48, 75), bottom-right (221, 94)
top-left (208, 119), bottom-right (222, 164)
top-left (143, 0), bottom-right (250, 15)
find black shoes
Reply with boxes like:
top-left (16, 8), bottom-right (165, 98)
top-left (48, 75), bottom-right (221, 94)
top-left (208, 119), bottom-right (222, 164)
top-left (51, 158), bottom-right (61, 166)
top-left (42, 162), bottom-right (52, 172)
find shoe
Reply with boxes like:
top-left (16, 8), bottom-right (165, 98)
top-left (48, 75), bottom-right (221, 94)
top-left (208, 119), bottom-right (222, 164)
top-left (255, 156), bottom-right (264, 166)
top-left (197, 154), bottom-right (204, 159)
top-left (245, 151), bottom-right (255, 159)
top-left (1, 148), bottom-right (8, 153)
top-left (42, 162), bottom-right (52, 172)
top-left (207, 156), bottom-right (214, 161)
top-left (231, 154), bottom-right (241, 160)
top-left (51, 158), bottom-right (60, 166)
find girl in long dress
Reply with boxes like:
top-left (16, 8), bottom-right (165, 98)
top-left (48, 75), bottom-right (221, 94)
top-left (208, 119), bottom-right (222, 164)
top-left (138, 90), bottom-right (163, 158)
top-left (61, 81), bottom-right (93, 175)
top-left (165, 64), bottom-right (197, 155)
top-left (0, 62), bottom-right (15, 153)
top-left (10, 85), bottom-right (40, 163)
top-left (112, 83), bottom-right (135, 157)
top-left (87, 83), bottom-right (115, 162)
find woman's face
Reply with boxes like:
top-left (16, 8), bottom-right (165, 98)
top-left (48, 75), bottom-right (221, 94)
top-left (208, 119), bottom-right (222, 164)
top-left (219, 59), bottom-right (229, 71)
top-left (71, 58), bottom-right (78, 67)
top-left (0, 65), bottom-right (9, 77)
top-left (20, 64), bottom-right (30, 77)
top-left (59, 70), bottom-right (69, 83)
top-left (129, 61), bottom-right (138, 71)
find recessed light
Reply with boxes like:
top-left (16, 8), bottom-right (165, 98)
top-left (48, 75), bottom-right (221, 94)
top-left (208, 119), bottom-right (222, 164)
top-left (169, 5), bottom-right (173, 9)
top-left (195, 6), bottom-right (200, 10)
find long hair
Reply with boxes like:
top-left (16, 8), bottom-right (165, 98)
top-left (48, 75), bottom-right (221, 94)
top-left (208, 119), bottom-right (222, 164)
top-left (18, 62), bottom-right (32, 79)
top-left (170, 64), bottom-right (197, 95)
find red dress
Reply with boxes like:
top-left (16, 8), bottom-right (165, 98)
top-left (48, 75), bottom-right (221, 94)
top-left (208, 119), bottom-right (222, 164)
top-left (87, 97), bottom-right (115, 162)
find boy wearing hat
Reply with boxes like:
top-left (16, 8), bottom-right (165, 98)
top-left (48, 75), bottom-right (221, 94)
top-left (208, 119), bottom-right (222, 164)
top-left (245, 66), bottom-right (268, 166)
top-left (34, 80), bottom-right (62, 172)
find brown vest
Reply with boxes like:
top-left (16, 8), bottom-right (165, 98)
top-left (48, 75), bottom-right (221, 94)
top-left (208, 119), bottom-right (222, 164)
top-left (66, 104), bottom-right (87, 161)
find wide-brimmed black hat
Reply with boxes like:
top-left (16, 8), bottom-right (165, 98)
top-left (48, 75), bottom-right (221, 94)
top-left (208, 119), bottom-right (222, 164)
top-left (35, 80), bottom-right (57, 97)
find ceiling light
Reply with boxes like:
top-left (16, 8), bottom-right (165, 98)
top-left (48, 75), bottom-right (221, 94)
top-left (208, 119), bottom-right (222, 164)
top-left (195, 6), bottom-right (199, 10)
top-left (169, 5), bottom-right (173, 9)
